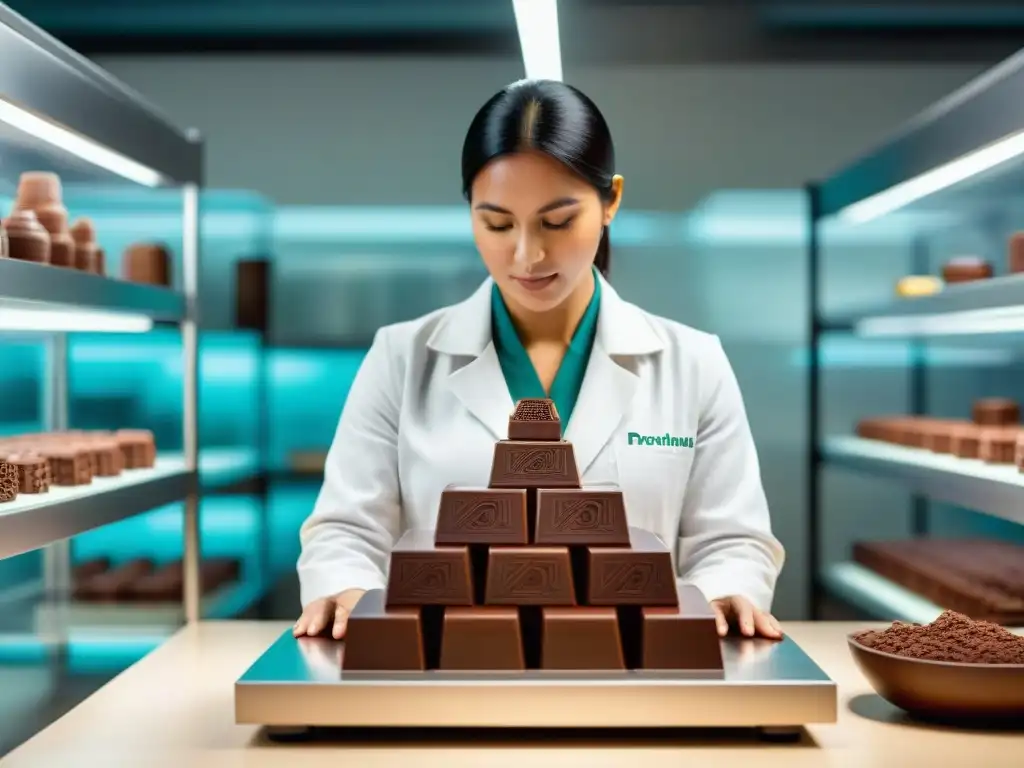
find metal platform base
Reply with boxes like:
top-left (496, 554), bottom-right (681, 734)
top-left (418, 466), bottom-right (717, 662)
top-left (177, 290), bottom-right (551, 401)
top-left (235, 630), bottom-right (837, 730)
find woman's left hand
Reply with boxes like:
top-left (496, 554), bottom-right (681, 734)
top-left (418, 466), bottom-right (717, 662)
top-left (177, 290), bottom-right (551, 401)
top-left (710, 595), bottom-right (783, 639)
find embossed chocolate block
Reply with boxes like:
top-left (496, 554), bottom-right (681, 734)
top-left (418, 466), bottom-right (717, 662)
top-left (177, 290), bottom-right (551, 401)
top-left (485, 546), bottom-right (576, 605)
top-left (386, 529), bottom-right (474, 607)
top-left (508, 397), bottom-right (561, 441)
top-left (535, 487), bottom-right (629, 546)
top-left (541, 606), bottom-right (625, 670)
top-left (583, 527), bottom-right (678, 606)
top-left (489, 440), bottom-right (581, 489)
top-left (342, 589), bottom-right (426, 671)
top-left (638, 585), bottom-right (724, 671)
top-left (434, 486), bottom-right (529, 545)
top-left (439, 607), bottom-right (525, 670)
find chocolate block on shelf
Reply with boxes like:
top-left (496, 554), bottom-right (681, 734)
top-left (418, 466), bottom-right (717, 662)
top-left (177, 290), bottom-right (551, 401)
top-left (342, 589), bottom-right (427, 671)
top-left (386, 529), bottom-right (474, 607)
top-left (115, 429), bottom-right (156, 469)
top-left (485, 546), bottom-right (576, 605)
top-left (77, 558), bottom-right (155, 601)
top-left (581, 527), bottom-right (678, 606)
top-left (439, 607), bottom-right (525, 671)
top-left (72, 558), bottom-right (110, 584)
top-left (972, 398), bottom-right (1019, 426)
top-left (0, 460), bottom-right (17, 503)
top-left (201, 558), bottom-right (241, 592)
top-left (43, 448), bottom-right (92, 486)
top-left (123, 243), bottom-right (172, 286)
top-left (921, 420), bottom-right (957, 453)
top-left (535, 487), bottom-right (629, 546)
top-left (434, 487), bottom-right (529, 545)
top-left (6, 454), bottom-right (50, 493)
top-left (635, 585), bottom-right (723, 671)
top-left (489, 440), bottom-right (580, 489)
top-left (131, 561), bottom-right (184, 601)
top-left (949, 424), bottom-right (981, 459)
top-left (541, 607), bottom-right (625, 670)
top-left (942, 256), bottom-right (992, 284)
top-left (979, 427), bottom-right (1018, 464)
top-left (78, 439), bottom-right (124, 477)
top-left (508, 398), bottom-right (561, 441)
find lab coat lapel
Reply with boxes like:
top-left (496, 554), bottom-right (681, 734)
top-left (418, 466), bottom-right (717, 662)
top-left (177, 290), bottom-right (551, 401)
top-left (428, 279), bottom-right (512, 442)
top-left (564, 274), bottom-right (665, 476)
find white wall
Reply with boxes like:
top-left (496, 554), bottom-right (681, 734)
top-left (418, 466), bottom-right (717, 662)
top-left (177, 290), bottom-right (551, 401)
top-left (93, 54), bottom-right (988, 617)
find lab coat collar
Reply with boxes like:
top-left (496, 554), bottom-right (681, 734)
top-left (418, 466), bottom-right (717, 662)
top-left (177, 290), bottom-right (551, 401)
top-left (428, 271), bottom-right (664, 475)
top-left (426, 271), bottom-right (665, 357)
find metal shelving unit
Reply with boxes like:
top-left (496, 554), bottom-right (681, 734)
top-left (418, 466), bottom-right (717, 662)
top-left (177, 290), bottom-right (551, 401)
top-left (808, 47), bottom-right (1024, 622)
top-left (0, 4), bottom-right (204, 622)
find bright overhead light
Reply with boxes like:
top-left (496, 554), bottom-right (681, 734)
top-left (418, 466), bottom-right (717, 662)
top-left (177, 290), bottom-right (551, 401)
top-left (0, 307), bottom-right (153, 333)
top-left (512, 0), bottom-right (562, 81)
top-left (838, 127), bottom-right (1024, 224)
top-left (856, 306), bottom-right (1024, 337)
top-left (0, 98), bottom-right (164, 187)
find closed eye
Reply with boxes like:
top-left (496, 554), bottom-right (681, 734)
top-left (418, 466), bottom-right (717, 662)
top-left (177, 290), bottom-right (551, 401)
top-left (542, 216), bottom-right (576, 230)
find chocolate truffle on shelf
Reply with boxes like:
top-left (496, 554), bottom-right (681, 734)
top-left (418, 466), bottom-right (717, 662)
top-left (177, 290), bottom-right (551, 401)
top-left (69, 218), bottom-right (100, 273)
top-left (942, 256), bottom-right (993, 284)
top-left (34, 207), bottom-right (75, 268)
top-left (122, 242), bottom-right (172, 286)
top-left (972, 397), bottom-right (1020, 426)
top-left (0, 460), bottom-right (18, 503)
top-left (1010, 232), bottom-right (1024, 275)
top-left (6, 453), bottom-right (51, 494)
top-left (2, 210), bottom-right (50, 263)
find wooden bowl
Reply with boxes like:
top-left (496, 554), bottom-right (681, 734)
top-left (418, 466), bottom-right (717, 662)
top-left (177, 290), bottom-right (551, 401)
top-left (848, 633), bottom-right (1024, 724)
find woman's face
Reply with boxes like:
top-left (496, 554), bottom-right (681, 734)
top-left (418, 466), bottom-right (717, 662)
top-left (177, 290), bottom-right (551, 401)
top-left (470, 150), bottom-right (622, 313)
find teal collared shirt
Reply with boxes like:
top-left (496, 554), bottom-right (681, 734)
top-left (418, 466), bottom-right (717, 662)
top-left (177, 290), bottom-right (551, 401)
top-left (491, 270), bottom-right (601, 434)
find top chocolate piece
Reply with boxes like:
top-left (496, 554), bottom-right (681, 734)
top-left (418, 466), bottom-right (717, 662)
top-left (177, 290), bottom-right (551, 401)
top-left (508, 398), bottom-right (561, 441)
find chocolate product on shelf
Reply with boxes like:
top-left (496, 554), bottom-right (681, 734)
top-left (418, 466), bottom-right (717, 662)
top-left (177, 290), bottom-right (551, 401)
top-left (2, 210), bottom-right (50, 263)
top-left (853, 540), bottom-right (1024, 624)
top-left (42, 448), bottom-right (92, 486)
top-left (485, 546), bottom-right (576, 605)
top-left (131, 560), bottom-right (184, 600)
top-left (439, 607), bottom-right (525, 670)
top-left (235, 259), bottom-right (270, 330)
top-left (15, 172), bottom-right (61, 209)
top-left (942, 256), bottom-right (993, 284)
top-left (122, 242), bottom-right (172, 286)
top-left (0, 460), bottom-right (17, 503)
top-left (534, 487), bottom-right (629, 546)
top-left (582, 527), bottom-right (678, 606)
top-left (1010, 232), bottom-right (1024, 275)
top-left (6, 453), bottom-right (50, 493)
top-left (978, 427), bottom-right (1018, 464)
top-left (69, 218), bottom-right (100, 273)
top-left (72, 558), bottom-right (110, 584)
top-left (507, 398), bottom-right (562, 441)
top-left (95, 247), bottom-right (106, 275)
top-left (77, 439), bottom-right (124, 477)
top-left (434, 487), bottom-right (529, 545)
top-left (630, 585), bottom-right (726, 671)
top-left (34, 207), bottom-right (75, 268)
top-left (386, 529), bottom-right (474, 606)
top-left (342, 589), bottom-right (427, 671)
top-left (114, 429), bottom-right (156, 469)
top-left (854, 610), bottom-right (1024, 664)
top-left (78, 558), bottom-right (155, 600)
top-left (949, 423), bottom-right (981, 459)
top-left (489, 440), bottom-right (581, 488)
top-left (541, 607), bottom-right (625, 670)
top-left (972, 398), bottom-right (1019, 426)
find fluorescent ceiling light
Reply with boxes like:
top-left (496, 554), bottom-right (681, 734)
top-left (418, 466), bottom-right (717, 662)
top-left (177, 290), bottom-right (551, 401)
top-left (512, 0), bottom-right (562, 81)
top-left (0, 99), bottom-right (164, 187)
top-left (838, 127), bottom-right (1024, 224)
top-left (856, 306), bottom-right (1024, 337)
top-left (0, 307), bottom-right (153, 333)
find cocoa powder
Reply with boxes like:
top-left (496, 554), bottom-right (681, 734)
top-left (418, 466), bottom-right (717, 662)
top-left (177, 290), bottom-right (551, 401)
top-left (855, 611), bottom-right (1024, 664)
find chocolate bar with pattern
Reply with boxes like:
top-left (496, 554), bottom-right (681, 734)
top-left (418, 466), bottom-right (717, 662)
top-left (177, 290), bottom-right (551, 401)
top-left (485, 546), bottom-right (576, 605)
top-left (507, 398), bottom-right (562, 441)
top-left (535, 487), bottom-right (629, 546)
top-left (580, 527), bottom-right (679, 606)
top-left (386, 529), bottom-right (475, 607)
top-left (489, 440), bottom-right (581, 489)
top-left (434, 487), bottom-right (529, 545)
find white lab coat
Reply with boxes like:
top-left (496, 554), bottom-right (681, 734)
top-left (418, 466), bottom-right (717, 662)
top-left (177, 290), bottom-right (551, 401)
top-left (298, 272), bottom-right (784, 612)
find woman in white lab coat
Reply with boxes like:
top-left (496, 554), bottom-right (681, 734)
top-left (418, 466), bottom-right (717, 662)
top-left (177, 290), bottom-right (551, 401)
top-left (294, 79), bottom-right (785, 641)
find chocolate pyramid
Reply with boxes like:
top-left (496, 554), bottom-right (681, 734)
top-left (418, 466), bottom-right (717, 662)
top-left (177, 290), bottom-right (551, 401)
top-left (342, 398), bottom-right (723, 673)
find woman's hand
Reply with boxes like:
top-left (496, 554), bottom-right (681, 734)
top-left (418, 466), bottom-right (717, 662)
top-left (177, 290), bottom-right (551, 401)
top-left (710, 595), bottom-right (783, 639)
top-left (293, 588), bottom-right (367, 639)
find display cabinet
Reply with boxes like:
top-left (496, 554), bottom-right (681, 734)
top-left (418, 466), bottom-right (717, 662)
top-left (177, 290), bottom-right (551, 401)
top-left (808, 48), bottom-right (1024, 624)
top-left (0, 1), bottom-right (204, 629)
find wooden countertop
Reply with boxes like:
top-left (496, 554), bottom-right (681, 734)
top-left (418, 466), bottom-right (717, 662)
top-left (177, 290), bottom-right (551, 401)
top-left (2, 621), bottom-right (1022, 767)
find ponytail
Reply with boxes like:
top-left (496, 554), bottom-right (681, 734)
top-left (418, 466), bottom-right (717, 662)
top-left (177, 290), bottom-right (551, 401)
top-left (594, 226), bottom-right (611, 278)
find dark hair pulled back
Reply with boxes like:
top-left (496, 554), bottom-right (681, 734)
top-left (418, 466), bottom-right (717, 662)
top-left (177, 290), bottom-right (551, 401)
top-left (461, 79), bottom-right (616, 277)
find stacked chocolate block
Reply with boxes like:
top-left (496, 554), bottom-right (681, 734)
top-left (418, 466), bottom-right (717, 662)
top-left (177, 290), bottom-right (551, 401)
top-left (342, 398), bottom-right (723, 673)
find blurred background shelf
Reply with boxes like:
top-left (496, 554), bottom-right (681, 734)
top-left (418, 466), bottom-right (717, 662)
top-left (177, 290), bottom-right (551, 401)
top-left (820, 561), bottom-right (943, 624)
top-left (0, 259), bottom-right (185, 321)
top-left (823, 436), bottom-right (1024, 526)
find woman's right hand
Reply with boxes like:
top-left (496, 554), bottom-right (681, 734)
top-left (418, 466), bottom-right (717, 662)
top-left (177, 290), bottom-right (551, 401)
top-left (293, 588), bottom-right (367, 639)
